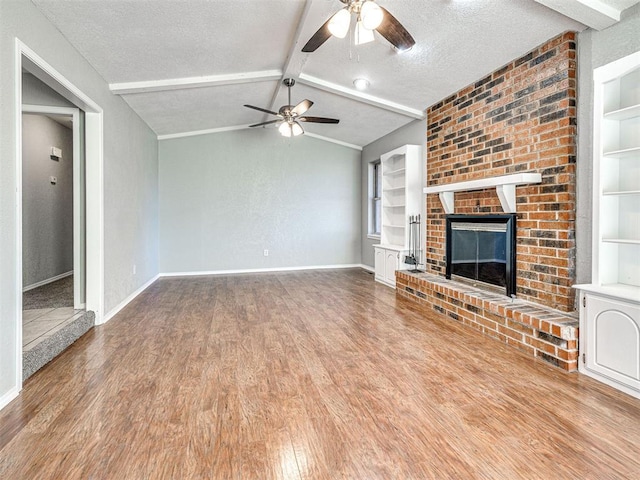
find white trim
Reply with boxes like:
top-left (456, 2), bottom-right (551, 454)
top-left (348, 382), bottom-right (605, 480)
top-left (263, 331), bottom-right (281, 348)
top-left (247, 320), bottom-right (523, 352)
top-left (594, 50), bottom-right (640, 83)
top-left (23, 270), bottom-right (73, 292)
top-left (359, 264), bottom-right (375, 273)
top-left (304, 132), bottom-right (363, 151)
top-left (22, 105), bottom-right (83, 309)
top-left (298, 73), bottom-right (426, 120)
top-left (160, 264), bottom-right (368, 277)
top-left (110, 70), bottom-right (283, 95)
top-left (0, 387), bottom-right (20, 411)
top-left (158, 125), bottom-right (364, 151)
top-left (14, 40), bottom-right (24, 393)
top-left (102, 274), bottom-right (160, 324)
top-left (367, 234), bottom-right (381, 241)
top-left (533, 0), bottom-right (620, 30)
top-left (158, 124), bottom-right (252, 140)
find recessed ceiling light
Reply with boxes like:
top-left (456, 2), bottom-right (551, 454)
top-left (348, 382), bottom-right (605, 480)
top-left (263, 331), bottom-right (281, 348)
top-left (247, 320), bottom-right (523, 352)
top-left (353, 78), bottom-right (370, 91)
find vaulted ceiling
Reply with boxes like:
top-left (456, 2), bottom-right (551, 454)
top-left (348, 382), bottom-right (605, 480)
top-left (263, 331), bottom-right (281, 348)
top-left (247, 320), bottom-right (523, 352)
top-left (31, 0), bottom-right (639, 148)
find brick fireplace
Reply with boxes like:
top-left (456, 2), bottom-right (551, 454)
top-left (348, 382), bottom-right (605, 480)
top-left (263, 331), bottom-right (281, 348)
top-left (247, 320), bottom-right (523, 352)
top-left (398, 32), bottom-right (580, 371)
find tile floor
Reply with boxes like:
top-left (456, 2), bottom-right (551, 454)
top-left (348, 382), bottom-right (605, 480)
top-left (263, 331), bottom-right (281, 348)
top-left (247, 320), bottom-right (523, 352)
top-left (23, 308), bottom-right (86, 352)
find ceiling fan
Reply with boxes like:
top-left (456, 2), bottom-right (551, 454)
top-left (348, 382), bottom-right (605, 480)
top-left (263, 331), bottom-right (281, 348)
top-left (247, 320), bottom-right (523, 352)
top-left (302, 0), bottom-right (415, 53)
top-left (244, 78), bottom-right (339, 137)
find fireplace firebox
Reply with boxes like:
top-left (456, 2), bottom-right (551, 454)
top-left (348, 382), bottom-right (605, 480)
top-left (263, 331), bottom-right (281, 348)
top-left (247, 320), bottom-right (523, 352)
top-left (445, 214), bottom-right (517, 297)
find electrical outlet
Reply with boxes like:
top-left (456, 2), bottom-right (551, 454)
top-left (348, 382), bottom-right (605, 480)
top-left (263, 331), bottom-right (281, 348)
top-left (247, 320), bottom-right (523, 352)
top-left (263, 249), bottom-right (269, 257)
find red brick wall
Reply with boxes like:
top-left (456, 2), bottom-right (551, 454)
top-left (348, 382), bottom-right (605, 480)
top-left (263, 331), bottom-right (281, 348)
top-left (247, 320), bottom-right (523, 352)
top-left (425, 32), bottom-right (577, 312)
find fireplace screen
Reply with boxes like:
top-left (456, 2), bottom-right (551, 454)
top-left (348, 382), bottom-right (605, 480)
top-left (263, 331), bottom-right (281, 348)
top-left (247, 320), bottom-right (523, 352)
top-left (445, 214), bottom-right (516, 297)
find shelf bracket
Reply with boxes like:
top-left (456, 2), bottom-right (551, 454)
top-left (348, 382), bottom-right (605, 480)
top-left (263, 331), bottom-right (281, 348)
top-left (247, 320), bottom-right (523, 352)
top-left (439, 192), bottom-right (455, 214)
top-left (496, 184), bottom-right (517, 213)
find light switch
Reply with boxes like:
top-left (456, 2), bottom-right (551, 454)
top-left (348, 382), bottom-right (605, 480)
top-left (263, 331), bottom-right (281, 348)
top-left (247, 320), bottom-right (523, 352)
top-left (50, 176), bottom-right (57, 185)
top-left (50, 147), bottom-right (62, 160)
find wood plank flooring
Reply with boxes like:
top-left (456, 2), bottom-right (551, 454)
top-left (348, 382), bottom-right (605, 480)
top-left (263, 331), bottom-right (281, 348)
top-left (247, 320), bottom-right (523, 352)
top-left (1, 269), bottom-right (639, 479)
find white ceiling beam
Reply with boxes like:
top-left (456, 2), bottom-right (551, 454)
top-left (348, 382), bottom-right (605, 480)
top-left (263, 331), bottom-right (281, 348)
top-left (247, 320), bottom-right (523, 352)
top-left (264, 0), bottom-right (317, 115)
top-left (110, 70), bottom-right (283, 95)
top-left (533, 0), bottom-right (623, 30)
top-left (297, 73), bottom-right (426, 120)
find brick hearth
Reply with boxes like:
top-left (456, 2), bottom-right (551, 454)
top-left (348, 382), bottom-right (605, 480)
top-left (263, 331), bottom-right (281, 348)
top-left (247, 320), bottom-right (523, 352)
top-left (397, 271), bottom-right (579, 371)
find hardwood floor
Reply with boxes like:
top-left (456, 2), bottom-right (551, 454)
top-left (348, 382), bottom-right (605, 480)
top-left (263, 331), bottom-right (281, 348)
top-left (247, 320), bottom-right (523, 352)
top-left (1, 269), bottom-right (639, 479)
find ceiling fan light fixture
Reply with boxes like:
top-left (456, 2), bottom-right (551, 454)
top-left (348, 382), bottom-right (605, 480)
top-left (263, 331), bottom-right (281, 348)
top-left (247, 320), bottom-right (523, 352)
top-left (291, 121), bottom-right (304, 136)
top-left (361, 1), bottom-right (383, 30)
top-left (354, 20), bottom-right (375, 45)
top-left (279, 121), bottom-right (292, 137)
top-left (328, 8), bottom-right (350, 38)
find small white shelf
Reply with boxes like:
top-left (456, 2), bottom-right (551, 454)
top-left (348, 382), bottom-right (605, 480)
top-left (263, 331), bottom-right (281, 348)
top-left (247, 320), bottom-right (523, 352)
top-left (383, 204), bottom-right (406, 208)
top-left (603, 146), bottom-right (640, 158)
top-left (604, 103), bottom-right (640, 121)
top-left (385, 186), bottom-right (406, 192)
top-left (384, 224), bottom-right (406, 229)
top-left (602, 238), bottom-right (640, 245)
top-left (603, 190), bottom-right (640, 196)
top-left (384, 167), bottom-right (406, 176)
top-left (423, 172), bottom-right (542, 213)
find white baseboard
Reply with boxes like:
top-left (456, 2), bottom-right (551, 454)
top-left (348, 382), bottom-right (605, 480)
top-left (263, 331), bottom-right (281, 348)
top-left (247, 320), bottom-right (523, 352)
top-left (101, 274), bottom-right (160, 324)
top-left (23, 270), bottom-right (73, 292)
top-left (160, 263), bottom-right (370, 278)
top-left (359, 264), bottom-right (375, 273)
top-left (0, 386), bottom-right (20, 412)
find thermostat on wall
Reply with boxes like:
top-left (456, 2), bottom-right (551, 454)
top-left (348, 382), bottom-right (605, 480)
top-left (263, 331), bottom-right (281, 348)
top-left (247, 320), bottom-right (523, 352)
top-left (50, 147), bottom-right (62, 160)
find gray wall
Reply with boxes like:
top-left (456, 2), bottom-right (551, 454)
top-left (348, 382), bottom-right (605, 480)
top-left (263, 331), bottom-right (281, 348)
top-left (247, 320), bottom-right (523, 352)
top-left (22, 114), bottom-right (73, 288)
top-left (0, 1), bottom-right (158, 403)
top-left (159, 129), bottom-right (361, 272)
top-left (22, 73), bottom-right (74, 108)
top-left (360, 119), bottom-right (427, 268)
top-left (576, 4), bottom-right (640, 283)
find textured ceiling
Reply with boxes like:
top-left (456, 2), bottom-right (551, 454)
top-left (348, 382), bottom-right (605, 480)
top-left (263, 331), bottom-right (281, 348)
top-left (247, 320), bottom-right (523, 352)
top-left (31, 0), bottom-right (630, 147)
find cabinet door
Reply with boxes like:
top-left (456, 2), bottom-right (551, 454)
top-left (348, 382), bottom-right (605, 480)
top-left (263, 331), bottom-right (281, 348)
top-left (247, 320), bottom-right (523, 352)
top-left (384, 250), bottom-right (399, 286)
top-left (374, 248), bottom-right (385, 281)
top-left (584, 294), bottom-right (640, 392)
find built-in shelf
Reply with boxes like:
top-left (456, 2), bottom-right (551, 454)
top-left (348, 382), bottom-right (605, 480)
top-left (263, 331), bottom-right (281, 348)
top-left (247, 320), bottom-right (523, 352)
top-left (603, 146), bottom-right (640, 158)
top-left (423, 172), bottom-right (542, 213)
top-left (602, 238), bottom-right (640, 245)
top-left (574, 50), bottom-right (640, 400)
top-left (375, 144), bottom-right (423, 288)
top-left (384, 167), bottom-right (406, 176)
top-left (604, 103), bottom-right (640, 121)
top-left (603, 190), bottom-right (640, 196)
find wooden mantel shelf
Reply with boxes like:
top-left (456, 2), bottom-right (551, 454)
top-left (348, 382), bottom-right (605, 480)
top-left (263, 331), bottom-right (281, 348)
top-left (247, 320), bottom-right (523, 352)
top-left (423, 173), bottom-right (542, 213)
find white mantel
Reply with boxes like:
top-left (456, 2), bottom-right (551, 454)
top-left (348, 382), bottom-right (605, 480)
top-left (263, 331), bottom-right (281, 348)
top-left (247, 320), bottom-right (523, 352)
top-left (423, 173), bottom-right (542, 213)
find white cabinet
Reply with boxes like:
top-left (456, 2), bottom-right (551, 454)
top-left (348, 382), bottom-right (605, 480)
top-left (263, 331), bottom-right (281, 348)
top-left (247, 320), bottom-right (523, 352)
top-left (578, 290), bottom-right (640, 399)
top-left (574, 50), bottom-right (640, 398)
top-left (374, 245), bottom-right (404, 288)
top-left (374, 144), bottom-right (423, 288)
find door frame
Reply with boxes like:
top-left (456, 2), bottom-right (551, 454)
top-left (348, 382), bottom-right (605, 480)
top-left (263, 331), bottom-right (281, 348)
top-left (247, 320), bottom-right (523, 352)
top-left (14, 39), bottom-right (105, 390)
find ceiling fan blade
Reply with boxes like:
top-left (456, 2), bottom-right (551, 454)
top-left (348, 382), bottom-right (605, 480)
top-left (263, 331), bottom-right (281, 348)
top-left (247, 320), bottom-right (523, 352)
top-left (244, 104), bottom-right (280, 116)
top-left (248, 119), bottom-right (281, 128)
top-left (291, 99), bottom-right (313, 116)
top-left (299, 116), bottom-right (340, 124)
top-left (375, 6), bottom-right (415, 52)
top-left (301, 15), bottom-right (333, 52)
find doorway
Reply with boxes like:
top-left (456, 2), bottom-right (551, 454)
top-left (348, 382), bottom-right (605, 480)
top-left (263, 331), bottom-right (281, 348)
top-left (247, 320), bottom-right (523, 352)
top-left (15, 40), bottom-right (105, 386)
top-left (21, 107), bottom-right (88, 379)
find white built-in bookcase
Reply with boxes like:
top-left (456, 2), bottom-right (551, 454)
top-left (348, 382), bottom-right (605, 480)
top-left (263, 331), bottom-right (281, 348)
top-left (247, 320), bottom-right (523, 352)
top-left (574, 50), bottom-right (640, 400)
top-left (374, 144), bottom-right (423, 288)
